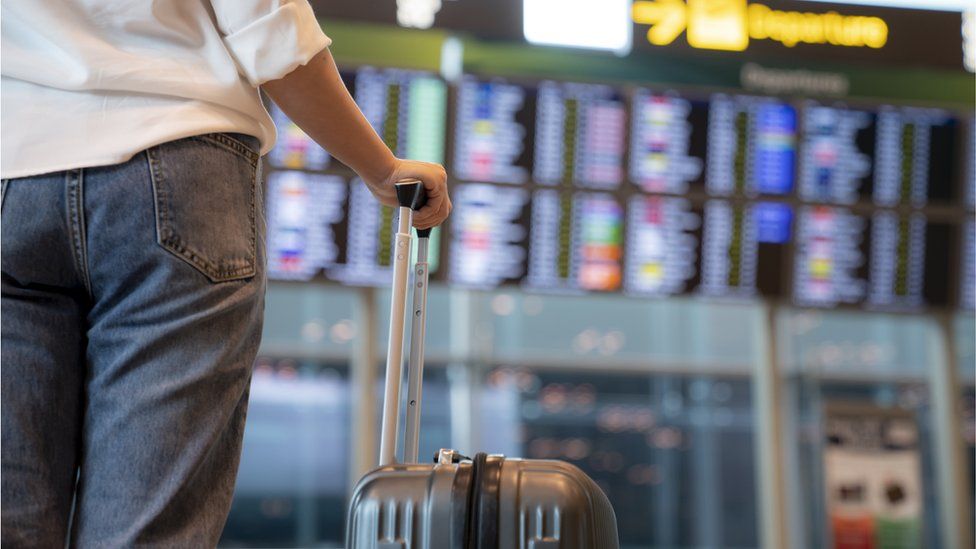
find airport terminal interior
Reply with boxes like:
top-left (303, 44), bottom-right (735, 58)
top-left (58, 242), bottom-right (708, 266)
top-left (216, 1), bottom-right (975, 547)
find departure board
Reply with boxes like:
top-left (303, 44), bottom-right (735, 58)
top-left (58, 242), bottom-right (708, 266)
top-left (453, 77), bottom-right (534, 184)
top-left (706, 95), bottom-right (797, 196)
top-left (966, 119), bottom-right (975, 310)
top-left (447, 184), bottom-right (530, 289)
top-left (873, 212), bottom-right (951, 309)
top-left (867, 211), bottom-right (928, 308)
top-left (629, 89), bottom-right (707, 194)
top-left (698, 200), bottom-right (790, 298)
top-left (351, 67), bottom-right (447, 165)
top-left (325, 182), bottom-right (395, 286)
top-left (258, 67), bottom-right (972, 312)
top-left (962, 219), bottom-right (975, 310)
top-left (267, 103), bottom-right (330, 170)
top-left (966, 116), bottom-right (976, 210)
top-left (325, 180), bottom-right (442, 287)
top-left (799, 104), bottom-right (874, 205)
top-left (793, 206), bottom-right (951, 309)
top-left (793, 206), bottom-right (869, 307)
top-left (623, 196), bottom-right (700, 296)
top-left (534, 81), bottom-right (626, 189)
top-left (524, 190), bottom-right (624, 293)
top-left (310, 67), bottom-right (447, 286)
top-left (873, 106), bottom-right (956, 207)
top-left (267, 172), bottom-right (346, 280)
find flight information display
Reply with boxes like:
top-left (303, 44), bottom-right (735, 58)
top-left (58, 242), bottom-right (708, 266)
top-left (873, 106), bottom-right (956, 207)
top-left (351, 67), bottom-right (447, 165)
top-left (793, 206), bottom-right (869, 307)
top-left (302, 67), bottom-right (448, 286)
top-left (524, 190), bottom-right (624, 293)
top-left (267, 172), bottom-right (346, 280)
top-left (258, 68), bottom-right (972, 311)
top-left (867, 211), bottom-right (928, 309)
top-left (623, 196), bottom-right (700, 296)
top-left (534, 81), bottom-right (626, 189)
top-left (699, 200), bottom-right (791, 298)
top-left (798, 104), bottom-right (873, 204)
top-left (453, 77), bottom-right (533, 184)
top-left (962, 219), bottom-right (975, 310)
top-left (706, 95), bottom-right (797, 197)
top-left (876, 212), bottom-right (951, 309)
top-left (323, 180), bottom-right (443, 287)
top-left (325, 182), bottom-right (395, 286)
top-left (629, 89), bottom-right (706, 194)
top-left (267, 103), bottom-right (330, 170)
top-left (966, 116), bottom-right (976, 210)
top-left (447, 184), bottom-right (530, 289)
top-left (793, 206), bottom-right (952, 309)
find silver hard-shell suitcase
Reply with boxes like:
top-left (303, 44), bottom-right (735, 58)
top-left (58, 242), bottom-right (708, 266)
top-left (346, 181), bottom-right (619, 549)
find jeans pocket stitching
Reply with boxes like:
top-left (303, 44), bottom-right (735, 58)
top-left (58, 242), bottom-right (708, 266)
top-left (147, 147), bottom-right (257, 283)
top-left (193, 134), bottom-right (259, 167)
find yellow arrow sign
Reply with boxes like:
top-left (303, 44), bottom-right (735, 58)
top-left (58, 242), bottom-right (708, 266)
top-left (686, 0), bottom-right (749, 51)
top-left (633, 0), bottom-right (687, 46)
top-left (634, 1), bottom-right (886, 53)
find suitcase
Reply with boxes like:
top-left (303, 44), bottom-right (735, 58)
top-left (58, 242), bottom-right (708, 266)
top-left (346, 180), bottom-right (620, 549)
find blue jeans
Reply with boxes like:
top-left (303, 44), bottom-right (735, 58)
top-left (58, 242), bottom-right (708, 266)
top-left (1, 133), bottom-right (266, 547)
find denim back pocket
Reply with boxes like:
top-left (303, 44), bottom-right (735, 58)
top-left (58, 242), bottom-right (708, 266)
top-left (147, 133), bottom-right (260, 282)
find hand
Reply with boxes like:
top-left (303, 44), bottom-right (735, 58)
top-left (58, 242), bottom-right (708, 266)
top-left (366, 158), bottom-right (451, 230)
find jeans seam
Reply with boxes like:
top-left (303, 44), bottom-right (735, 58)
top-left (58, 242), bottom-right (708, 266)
top-left (65, 170), bottom-right (93, 296)
top-left (192, 134), bottom-right (259, 168)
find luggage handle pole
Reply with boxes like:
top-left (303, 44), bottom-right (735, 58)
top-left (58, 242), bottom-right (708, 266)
top-left (403, 230), bottom-right (430, 463)
top-left (378, 181), bottom-right (427, 467)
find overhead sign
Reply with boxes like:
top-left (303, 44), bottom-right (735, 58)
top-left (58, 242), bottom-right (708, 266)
top-left (633, 0), bottom-right (889, 51)
top-left (801, 0), bottom-right (971, 11)
top-left (740, 62), bottom-right (850, 95)
top-left (309, 0), bottom-right (966, 71)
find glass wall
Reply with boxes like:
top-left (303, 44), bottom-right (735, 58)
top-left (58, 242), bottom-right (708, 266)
top-left (220, 284), bottom-right (973, 548)
top-left (959, 314), bottom-right (976, 546)
top-left (479, 368), bottom-right (757, 548)
top-left (789, 381), bottom-right (940, 548)
top-left (222, 358), bottom-right (350, 547)
top-left (962, 386), bottom-right (976, 546)
top-left (778, 309), bottom-right (953, 549)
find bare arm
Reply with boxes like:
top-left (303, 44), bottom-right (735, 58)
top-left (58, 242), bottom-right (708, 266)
top-left (262, 48), bottom-right (450, 229)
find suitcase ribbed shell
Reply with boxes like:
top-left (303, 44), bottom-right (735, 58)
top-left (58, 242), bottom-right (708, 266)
top-left (346, 456), bottom-right (619, 549)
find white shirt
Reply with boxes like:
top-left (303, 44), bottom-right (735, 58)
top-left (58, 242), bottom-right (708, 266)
top-left (1, 0), bottom-right (331, 179)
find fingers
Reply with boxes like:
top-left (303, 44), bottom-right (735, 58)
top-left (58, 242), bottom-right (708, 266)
top-left (364, 158), bottom-right (451, 227)
top-left (414, 194), bottom-right (451, 230)
top-left (395, 160), bottom-right (450, 229)
top-left (415, 182), bottom-right (451, 229)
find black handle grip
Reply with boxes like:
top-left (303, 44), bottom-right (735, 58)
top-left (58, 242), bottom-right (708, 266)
top-left (395, 179), bottom-right (435, 238)
top-left (395, 179), bottom-right (428, 211)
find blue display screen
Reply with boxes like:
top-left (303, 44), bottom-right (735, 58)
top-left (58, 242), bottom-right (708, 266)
top-left (754, 202), bottom-right (793, 244)
top-left (754, 103), bottom-right (797, 195)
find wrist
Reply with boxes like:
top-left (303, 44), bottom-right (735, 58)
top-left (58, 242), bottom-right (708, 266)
top-left (362, 152), bottom-right (398, 187)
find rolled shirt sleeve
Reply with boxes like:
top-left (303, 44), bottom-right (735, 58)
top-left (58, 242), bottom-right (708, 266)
top-left (210, 0), bottom-right (331, 86)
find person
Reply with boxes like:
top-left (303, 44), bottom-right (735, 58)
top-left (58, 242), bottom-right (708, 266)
top-left (0, 0), bottom-right (451, 546)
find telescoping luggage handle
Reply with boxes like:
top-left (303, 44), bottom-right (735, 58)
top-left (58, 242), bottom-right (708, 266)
top-left (379, 179), bottom-right (432, 467)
